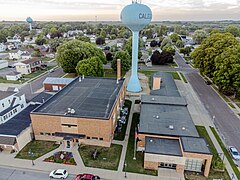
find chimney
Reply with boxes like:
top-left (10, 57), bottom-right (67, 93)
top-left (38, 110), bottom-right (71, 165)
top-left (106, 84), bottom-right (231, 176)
top-left (152, 77), bottom-right (161, 90)
top-left (117, 59), bottom-right (121, 81)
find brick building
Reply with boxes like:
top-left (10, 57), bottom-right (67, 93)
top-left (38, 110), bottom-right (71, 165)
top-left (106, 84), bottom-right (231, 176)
top-left (43, 77), bottom-right (74, 92)
top-left (31, 76), bottom-right (126, 148)
top-left (137, 72), bottom-right (212, 177)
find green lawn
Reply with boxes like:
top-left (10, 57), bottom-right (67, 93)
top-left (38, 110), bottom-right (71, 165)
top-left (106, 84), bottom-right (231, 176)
top-left (210, 127), bottom-right (240, 179)
top-left (124, 113), bottom-right (157, 176)
top-left (104, 68), bottom-right (126, 78)
top-left (195, 126), bottom-right (230, 180)
top-left (15, 140), bottom-right (59, 160)
top-left (79, 144), bottom-right (122, 170)
top-left (62, 73), bottom-right (77, 78)
top-left (0, 77), bottom-right (22, 84)
top-left (228, 103), bottom-right (236, 109)
top-left (114, 100), bottom-right (132, 141)
top-left (23, 66), bottom-right (55, 80)
top-left (180, 72), bottom-right (188, 83)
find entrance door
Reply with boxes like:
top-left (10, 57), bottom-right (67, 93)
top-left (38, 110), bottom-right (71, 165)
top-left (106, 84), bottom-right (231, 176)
top-left (66, 141), bottom-right (70, 148)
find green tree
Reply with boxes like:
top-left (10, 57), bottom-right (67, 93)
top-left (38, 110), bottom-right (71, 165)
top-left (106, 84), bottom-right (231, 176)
top-left (191, 33), bottom-right (238, 78)
top-left (160, 37), bottom-right (172, 49)
top-left (56, 39), bottom-right (106, 73)
top-left (100, 30), bottom-right (107, 38)
top-left (111, 51), bottom-right (131, 72)
top-left (35, 36), bottom-right (48, 45)
top-left (76, 35), bottom-right (90, 42)
top-left (170, 33), bottom-right (180, 43)
top-left (162, 45), bottom-right (175, 56)
top-left (213, 44), bottom-right (240, 95)
top-left (180, 46), bottom-right (191, 57)
top-left (224, 25), bottom-right (239, 37)
top-left (192, 30), bottom-right (207, 44)
top-left (123, 37), bottom-right (143, 59)
top-left (76, 56), bottom-right (103, 77)
top-left (176, 39), bottom-right (183, 48)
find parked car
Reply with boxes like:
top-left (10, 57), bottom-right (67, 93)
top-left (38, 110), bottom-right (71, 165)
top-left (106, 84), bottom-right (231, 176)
top-left (49, 169), bottom-right (68, 179)
top-left (76, 173), bottom-right (100, 180)
top-left (229, 146), bottom-right (240, 160)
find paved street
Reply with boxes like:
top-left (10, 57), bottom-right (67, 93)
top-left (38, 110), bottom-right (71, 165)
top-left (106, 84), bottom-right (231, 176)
top-left (174, 52), bottom-right (240, 151)
top-left (0, 166), bottom-right (75, 180)
top-left (19, 67), bottom-right (65, 100)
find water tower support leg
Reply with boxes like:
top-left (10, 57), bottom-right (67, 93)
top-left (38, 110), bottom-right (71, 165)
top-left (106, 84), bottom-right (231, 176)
top-left (127, 31), bottom-right (142, 92)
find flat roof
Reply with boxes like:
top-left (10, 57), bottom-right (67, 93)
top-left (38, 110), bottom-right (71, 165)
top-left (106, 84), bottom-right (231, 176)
top-left (0, 105), bottom-right (39, 136)
top-left (141, 95), bottom-right (187, 106)
top-left (139, 97), bottom-right (199, 137)
top-left (43, 77), bottom-right (74, 85)
top-left (150, 72), bottom-right (180, 97)
top-left (0, 91), bottom-right (15, 100)
top-left (32, 77), bottom-right (125, 119)
top-left (145, 137), bottom-right (182, 156)
top-left (30, 92), bottom-right (53, 103)
top-left (0, 136), bottom-right (16, 145)
top-left (181, 137), bottom-right (212, 154)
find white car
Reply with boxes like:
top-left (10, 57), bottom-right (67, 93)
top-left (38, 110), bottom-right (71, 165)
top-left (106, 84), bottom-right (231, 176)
top-left (229, 146), bottom-right (240, 160)
top-left (49, 169), bottom-right (68, 179)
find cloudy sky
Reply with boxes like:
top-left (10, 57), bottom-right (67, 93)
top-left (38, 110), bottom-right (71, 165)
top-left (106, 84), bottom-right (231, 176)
top-left (0, 0), bottom-right (239, 21)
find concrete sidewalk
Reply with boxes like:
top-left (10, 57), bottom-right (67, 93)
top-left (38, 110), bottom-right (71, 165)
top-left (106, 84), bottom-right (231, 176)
top-left (176, 80), bottom-right (237, 179)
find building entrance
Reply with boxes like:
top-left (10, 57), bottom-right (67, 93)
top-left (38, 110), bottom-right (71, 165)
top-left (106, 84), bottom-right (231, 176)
top-left (159, 162), bottom-right (177, 169)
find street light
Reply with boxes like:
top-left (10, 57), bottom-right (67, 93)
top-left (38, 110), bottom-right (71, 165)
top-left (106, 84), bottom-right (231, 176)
top-left (124, 161), bottom-right (127, 178)
top-left (28, 148), bottom-right (34, 166)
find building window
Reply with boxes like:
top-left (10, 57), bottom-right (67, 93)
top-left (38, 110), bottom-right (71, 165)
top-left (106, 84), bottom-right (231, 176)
top-left (61, 124), bottom-right (77, 128)
top-left (87, 137), bottom-right (90, 139)
top-left (8, 99), bottom-right (11, 104)
top-left (51, 133), bottom-right (55, 136)
top-left (99, 138), bottom-right (103, 141)
top-left (46, 133), bottom-right (51, 136)
top-left (40, 132), bottom-right (44, 135)
top-left (21, 104), bottom-right (24, 108)
top-left (2, 103), bottom-right (4, 108)
top-left (92, 137), bottom-right (98, 140)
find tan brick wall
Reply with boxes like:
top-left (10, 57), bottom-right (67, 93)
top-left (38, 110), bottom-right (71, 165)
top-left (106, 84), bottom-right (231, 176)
top-left (176, 164), bottom-right (185, 173)
top-left (144, 161), bottom-right (158, 170)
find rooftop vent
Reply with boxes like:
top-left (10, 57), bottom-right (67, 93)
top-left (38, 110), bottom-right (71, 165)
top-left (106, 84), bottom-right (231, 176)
top-left (149, 139), bottom-right (153, 143)
top-left (79, 77), bottom-right (82, 82)
top-left (151, 97), bottom-right (155, 101)
top-left (182, 127), bottom-right (186, 131)
top-left (82, 75), bottom-right (84, 79)
top-left (66, 108), bottom-right (75, 115)
top-left (169, 125), bottom-right (174, 130)
top-left (156, 115), bottom-right (159, 119)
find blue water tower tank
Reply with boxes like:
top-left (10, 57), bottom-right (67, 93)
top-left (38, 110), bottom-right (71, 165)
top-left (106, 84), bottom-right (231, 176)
top-left (121, 2), bottom-right (152, 92)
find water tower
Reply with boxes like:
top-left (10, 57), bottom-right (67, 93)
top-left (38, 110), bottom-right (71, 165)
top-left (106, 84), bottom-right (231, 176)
top-left (26, 17), bottom-right (33, 31)
top-left (121, 1), bottom-right (152, 92)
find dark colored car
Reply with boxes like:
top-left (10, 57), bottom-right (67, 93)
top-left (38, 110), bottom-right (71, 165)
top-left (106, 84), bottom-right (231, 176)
top-left (76, 174), bottom-right (100, 180)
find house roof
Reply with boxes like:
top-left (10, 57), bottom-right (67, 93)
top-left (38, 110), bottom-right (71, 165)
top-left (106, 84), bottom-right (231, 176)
top-left (32, 77), bottom-right (125, 119)
top-left (0, 91), bottom-right (15, 100)
top-left (0, 60), bottom-right (8, 64)
top-left (0, 105), bottom-right (39, 136)
top-left (139, 95), bottom-right (199, 137)
top-left (145, 137), bottom-right (182, 156)
top-left (181, 137), bottom-right (212, 154)
top-left (6, 71), bottom-right (21, 76)
top-left (21, 58), bottom-right (41, 64)
top-left (0, 136), bottom-right (16, 145)
top-left (150, 72), bottom-right (180, 97)
top-left (43, 77), bottom-right (74, 85)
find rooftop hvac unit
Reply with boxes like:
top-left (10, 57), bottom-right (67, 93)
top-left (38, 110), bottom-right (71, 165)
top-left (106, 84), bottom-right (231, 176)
top-left (169, 125), bottom-right (174, 130)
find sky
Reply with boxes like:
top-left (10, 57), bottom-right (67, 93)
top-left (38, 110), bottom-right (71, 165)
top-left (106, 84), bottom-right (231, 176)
top-left (0, 0), bottom-right (240, 21)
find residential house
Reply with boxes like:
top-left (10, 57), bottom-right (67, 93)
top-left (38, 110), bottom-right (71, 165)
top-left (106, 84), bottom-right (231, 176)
top-left (15, 58), bottom-right (43, 75)
top-left (0, 60), bottom-right (8, 69)
top-left (6, 71), bottom-right (21, 81)
top-left (0, 43), bottom-right (6, 52)
top-left (6, 35), bottom-right (22, 48)
top-left (9, 50), bottom-right (23, 60)
top-left (0, 91), bottom-right (27, 124)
